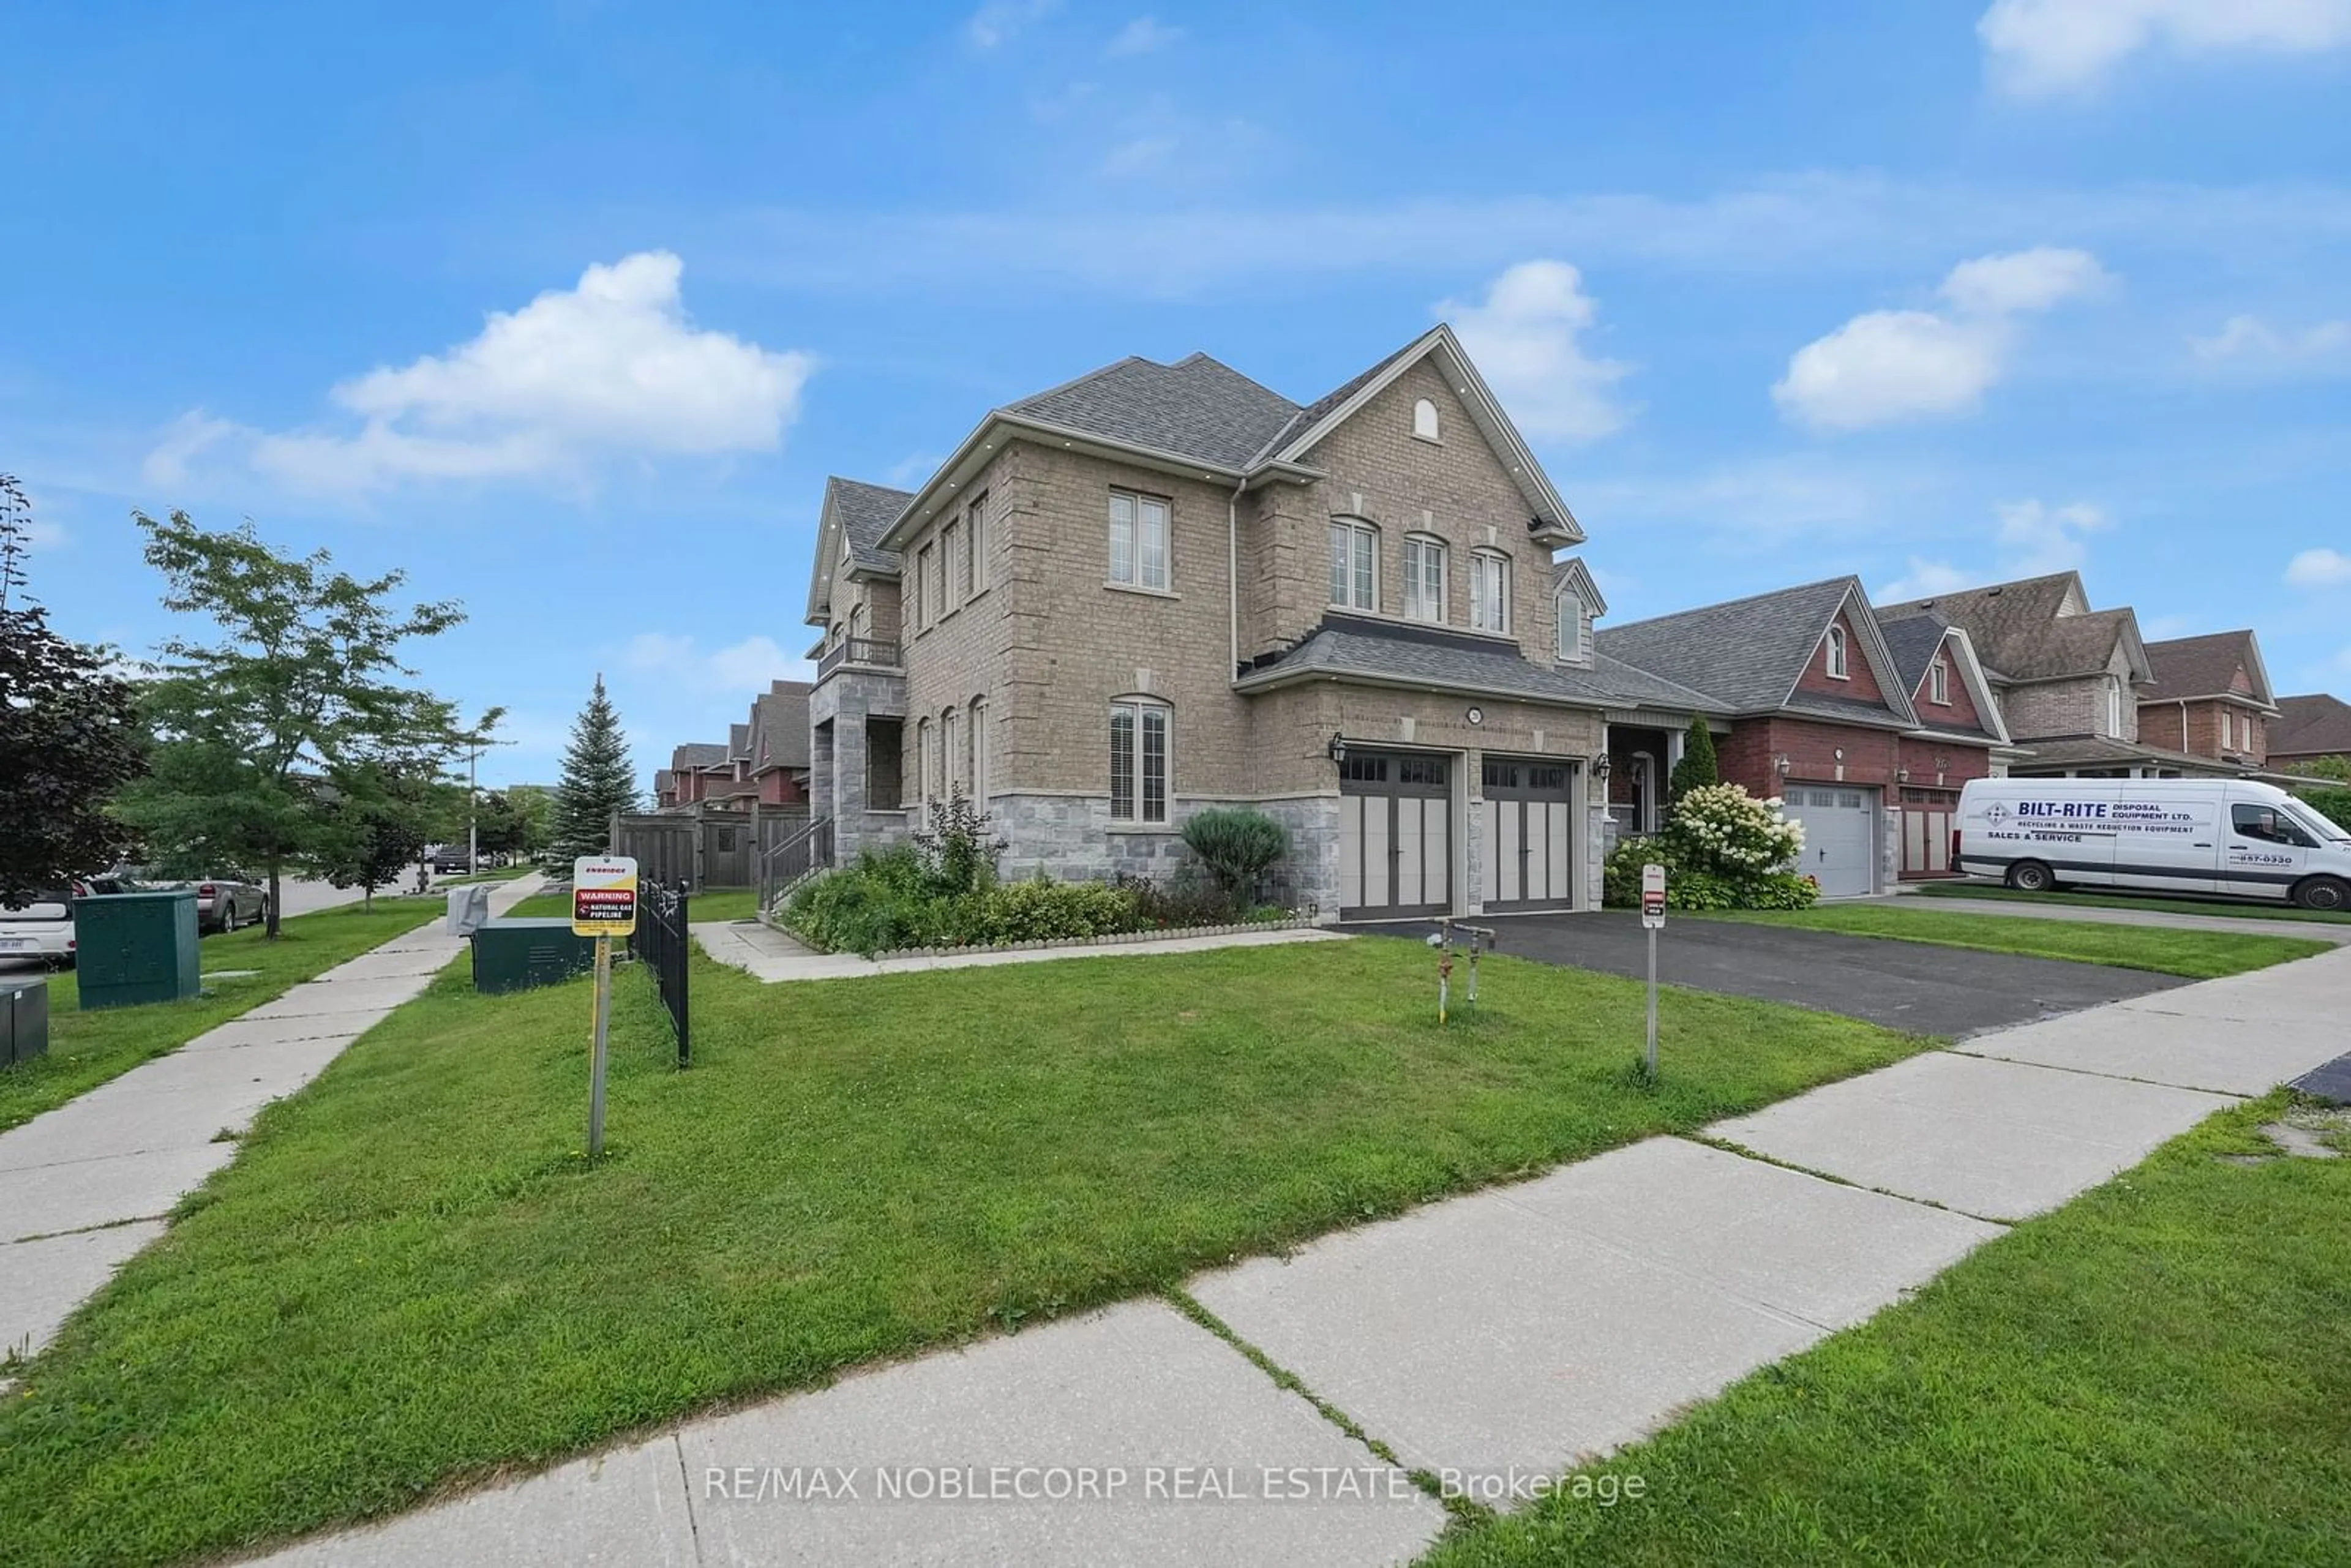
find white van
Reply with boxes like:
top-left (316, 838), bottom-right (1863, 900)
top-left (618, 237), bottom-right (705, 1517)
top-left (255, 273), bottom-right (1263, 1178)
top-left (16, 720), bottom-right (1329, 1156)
top-left (1955, 777), bottom-right (2351, 912)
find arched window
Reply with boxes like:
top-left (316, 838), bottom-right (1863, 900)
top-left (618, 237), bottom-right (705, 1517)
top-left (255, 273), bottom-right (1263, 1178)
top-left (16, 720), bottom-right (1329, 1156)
top-left (1402, 533), bottom-right (1446, 622)
top-left (915, 718), bottom-right (932, 803)
top-left (1109, 696), bottom-right (1171, 823)
top-left (1929, 654), bottom-right (1949, 705)
top-left (1412, 397), bottom-right (1440, 442)
top-left (1329, 518), bottom-right (1376, 610)
top-left (970, 697), bottom-right (989, 804)
top-left (1470, 549), bottom-right (1510, 634)
top-left (1556, 590), bottom-right (1586, 662)
top-left (1824, 624), bottom-right (1849, 680)
top-left (942, 707), bottom-right (959, 797)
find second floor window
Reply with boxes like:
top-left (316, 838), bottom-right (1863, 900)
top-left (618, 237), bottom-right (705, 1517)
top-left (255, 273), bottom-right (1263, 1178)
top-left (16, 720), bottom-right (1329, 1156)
top-left (1824, 624), bottom-right (1849, 679)
top-left (1403, 535), bottom-right (1445, 622)
top-left (939, 522), bottom-right (960, 614)
top-left (1330, 519), bottom-right (1376, 611)
top-left (1556, 590), bottom-right (1586, 661)
top-left (966, 493), bottom-right (987, 595)
top-left (1470, 550), bottom-right (1509, 634)
top-left (1109, 490), bottom-right (1169, 590)
top-left (913, 544), bottom-right (931, 628)
top-left (1929, 655), bottom-right (1949, 705)
top-left (2105, 678), bottom-right (2123, 737)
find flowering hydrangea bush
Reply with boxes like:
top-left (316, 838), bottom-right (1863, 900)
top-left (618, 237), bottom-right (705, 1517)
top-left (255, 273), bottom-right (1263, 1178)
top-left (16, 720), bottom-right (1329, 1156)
top-left (1603, 782), bottom-right (1818, 910)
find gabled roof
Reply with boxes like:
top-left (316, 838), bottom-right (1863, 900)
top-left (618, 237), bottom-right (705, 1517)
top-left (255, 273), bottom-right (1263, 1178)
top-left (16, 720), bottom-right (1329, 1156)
top-left (1550, 555), bottom-right (1608, 617)
top-left (1595, 576), bottom-right (1918, 727)
top-left (804, 476), bottom-right (915, 626)
top-left (1878, 611), bottom-right (1951, 695)
top-left (1879, 613), bottom-right (2010, 745)
top-left (2140, 629), bottom-right (2276, 708)
top-left (751, 681), bottom-right (811, 772)
top-left (1234, 613), bottom-right (1728, 716)
top-left (872, 324), bottom-right (1582, 555)
top-left (727, 722), bottom-right (751, 760)
top-left (653, 768), bottom-right (673, 795)
top-left (1877, 570), bottom-right (2151, 685)
top-left (671, 741), bottom-right (729, 770)
top-left (1005, 353), bottom-right (1300, 473)
top-left (2271, 692), bottom-right (2351, 758)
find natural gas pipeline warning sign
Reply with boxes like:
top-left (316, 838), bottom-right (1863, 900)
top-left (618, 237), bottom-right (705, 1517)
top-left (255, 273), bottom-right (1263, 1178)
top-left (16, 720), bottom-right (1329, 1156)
top-left (571, 856), bottom-right (640, 937)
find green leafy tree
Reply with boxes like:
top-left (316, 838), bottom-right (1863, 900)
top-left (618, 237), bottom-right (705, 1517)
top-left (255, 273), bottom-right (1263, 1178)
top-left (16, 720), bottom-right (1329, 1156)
top-left (113, 511), bottom-right (470, 936)
top-left (1667, 714), bottom-right (1719, 806)
top-left (550, 675), bottom-right (637, 868)
top-left (0, 475), bottom-right (148, 903)
top-left (308, 759), bottom-right (451, 909)
top-left (1179, 807), bottom-right (1288, 899)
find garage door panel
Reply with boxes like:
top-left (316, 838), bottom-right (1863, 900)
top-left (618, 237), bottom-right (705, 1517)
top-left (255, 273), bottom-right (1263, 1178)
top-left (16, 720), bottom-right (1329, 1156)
top-left (1481, 757), bottom-right (1579, 913)
top-left (1341, 753), bottom-right (1451, 920)
top-left (1787, 786), bottom-right (1877, 899)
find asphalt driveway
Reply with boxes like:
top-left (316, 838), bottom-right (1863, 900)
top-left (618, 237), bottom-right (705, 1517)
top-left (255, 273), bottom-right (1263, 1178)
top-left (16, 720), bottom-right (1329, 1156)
top-left (1353, 910), bottom-right (2183, 1038)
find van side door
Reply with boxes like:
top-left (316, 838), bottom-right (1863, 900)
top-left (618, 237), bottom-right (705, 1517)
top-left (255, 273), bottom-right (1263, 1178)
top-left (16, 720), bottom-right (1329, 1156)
top-left (2220, 800), bottom-right (2311, 901)
top-left (2111, 783), bottom-right (2221, 894)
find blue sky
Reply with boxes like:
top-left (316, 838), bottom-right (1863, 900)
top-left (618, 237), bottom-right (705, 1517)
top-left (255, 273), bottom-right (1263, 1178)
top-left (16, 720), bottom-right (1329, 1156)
top-left (5, 0), bottom-right (2349, 787)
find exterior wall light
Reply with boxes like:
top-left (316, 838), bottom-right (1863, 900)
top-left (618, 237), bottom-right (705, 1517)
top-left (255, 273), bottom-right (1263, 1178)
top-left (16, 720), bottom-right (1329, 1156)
top-left (1774, 754), bottom-right (1792, 776)
top-left (1896, 767), bottom-right (1910, 784)
top-left (1328, 732), bottom-right (1348, 765)
top-left (1592, 752), bottom-right (1611, 781)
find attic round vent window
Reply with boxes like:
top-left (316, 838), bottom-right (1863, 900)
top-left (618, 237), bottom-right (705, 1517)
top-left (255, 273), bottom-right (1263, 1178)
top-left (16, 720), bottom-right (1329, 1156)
top-left (1412, 398), bottom-right (1440, 442)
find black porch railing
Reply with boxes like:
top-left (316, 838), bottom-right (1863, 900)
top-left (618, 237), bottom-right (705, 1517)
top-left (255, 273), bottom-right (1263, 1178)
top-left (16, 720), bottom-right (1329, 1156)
top-left (757, 815), bottom-right (835, 918)
top-left (816, 637), bottom-right (902, 680)
top-left (630, 879), bottom-right (690, 1067)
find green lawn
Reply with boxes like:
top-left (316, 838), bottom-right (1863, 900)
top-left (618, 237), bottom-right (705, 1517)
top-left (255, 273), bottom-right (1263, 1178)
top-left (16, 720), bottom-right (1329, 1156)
top-left (504, 886), bottom-right (759, 922)
top-left (0, 899), bottom-right (446, 1133)
top-left (0, 939), bottom-right (1928, 1568)
top-left (1419, 1094), bottom-right (2351, 1566)
top-left (1708, 904), bottom-right (2329, 978)
top-left (1911, 878), bottom-right (2351, 925)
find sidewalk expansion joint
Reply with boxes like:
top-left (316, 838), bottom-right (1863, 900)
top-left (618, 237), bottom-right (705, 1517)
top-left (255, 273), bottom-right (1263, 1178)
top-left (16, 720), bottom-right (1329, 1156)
top-left (1161, 1289), bottom-right (1490, 1530)
top-left (1686, 1133), bottom-right (2014, 1230)
top-left (1944, 1046), bottom-right (2254, 1100)
top-left (670, 1434), bottom-right (707, 1564)
top-left (9, 1212), bottom-right (173, 1245)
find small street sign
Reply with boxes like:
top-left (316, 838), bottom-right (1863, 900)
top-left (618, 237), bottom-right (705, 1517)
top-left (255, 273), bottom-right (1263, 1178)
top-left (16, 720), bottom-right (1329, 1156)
top-left (1640, 863), bottom-right (1667, 929)
top-left (571, 856), bottom-right (640, 937)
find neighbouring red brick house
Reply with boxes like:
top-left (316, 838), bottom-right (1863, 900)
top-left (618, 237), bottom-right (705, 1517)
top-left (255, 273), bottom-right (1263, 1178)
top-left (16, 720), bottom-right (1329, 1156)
top-left (651, 681), bottom-right (815, 811)
top-left (2270, 692), bottom-right (2351, 770)
top-left (1597, 577), bottom-right (2006, 895)
top-left (2136, 629), bottom-right (2278, 768)
top-left (1877, 611), bottom-right (2015, 876)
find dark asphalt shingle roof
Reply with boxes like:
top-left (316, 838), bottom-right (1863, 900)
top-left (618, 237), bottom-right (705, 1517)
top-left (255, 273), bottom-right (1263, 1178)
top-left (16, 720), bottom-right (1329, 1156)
top-left (1877, 571), bottom-right (2140, 683)
top-left (1878, 612), bottom-right (1949, 696)
top-left (2271, 693), bottom-right (2351, 757)
top-left (2140, 630), bottom-right (2269, 705)
top-left (752, 681), bottom-right (811, 771)
top-left (1594, 577), bottom-right (1868, 715)
top-left (672, 742), bottom-right (729, 770)
top-left (2008, 735), bottom-right (2255, 773)
top-left (1237, 614), bottom-right (1730, 714)
top-left (829, 477), bottom-right (914, 572)
top-left (1005, 352), bottom-right (1302, 473)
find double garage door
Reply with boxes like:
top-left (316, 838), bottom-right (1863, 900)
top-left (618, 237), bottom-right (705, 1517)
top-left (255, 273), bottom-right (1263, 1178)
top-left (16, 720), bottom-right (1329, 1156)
top-left (1338, 751), bottom-right (1578, 920)
top-left (1782, 784), bottom-right (1880, 898)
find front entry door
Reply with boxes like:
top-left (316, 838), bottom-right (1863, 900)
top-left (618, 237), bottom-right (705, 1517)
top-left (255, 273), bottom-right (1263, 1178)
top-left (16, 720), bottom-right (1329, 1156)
top-left (1481, 757), bottom-right (1577, 911)
top-left (1339, 752), bottom-right (1452, 919)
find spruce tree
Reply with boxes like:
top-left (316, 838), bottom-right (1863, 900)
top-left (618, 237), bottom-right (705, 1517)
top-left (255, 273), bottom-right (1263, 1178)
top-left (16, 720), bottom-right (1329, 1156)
top-left (1667, 713), bottom-right (1719, 807)
top-left (550, 674), bottom-right (637, 866)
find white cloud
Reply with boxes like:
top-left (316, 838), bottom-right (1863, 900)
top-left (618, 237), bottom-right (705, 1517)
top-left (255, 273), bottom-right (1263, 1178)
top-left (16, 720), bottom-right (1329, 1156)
top-left (624, 631), bottom-right (807, 694)
top-left (1106, 15), bottom-right (1180, 55)
top-left (1774, 247), bottom-right (2106, 432)
top-left (2191, 313), bottom-right (2351, 368)
top-left (1980, 0), bottom-right (2351, 95)
top-left (141, 411), bottom-right (239, 488)
top-left (190, 252), bottom-right (811, 495)
top-left (2287, 546), bottom-right (2351, 586)
top-left (967, 0), bottom-right (1059, 48)
top-left (1879, 497), bottom-right (2112, 599)
top-left (1441, 260), bottom-right (1633, 444)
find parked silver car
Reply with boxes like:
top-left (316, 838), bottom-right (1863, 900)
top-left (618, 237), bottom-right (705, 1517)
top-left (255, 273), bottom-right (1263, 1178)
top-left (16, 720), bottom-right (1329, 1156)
top-left (190, 877), bottom-right (268, 934)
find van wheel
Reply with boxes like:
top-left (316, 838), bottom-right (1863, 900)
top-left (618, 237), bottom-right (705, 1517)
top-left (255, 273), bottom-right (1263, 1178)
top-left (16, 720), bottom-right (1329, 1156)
top-left (2006, 860), bottom-right (2057, 894)
top-left (2294, 876), bottom-right (2349, 913)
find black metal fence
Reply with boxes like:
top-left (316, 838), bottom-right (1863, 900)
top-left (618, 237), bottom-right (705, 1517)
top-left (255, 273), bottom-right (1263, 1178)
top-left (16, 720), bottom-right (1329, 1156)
top-left (630, 880), bottom-right (691, 1067)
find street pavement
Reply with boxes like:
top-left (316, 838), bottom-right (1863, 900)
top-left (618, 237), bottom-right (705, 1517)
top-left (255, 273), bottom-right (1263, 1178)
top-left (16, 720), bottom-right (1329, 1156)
top-left (0, 873), bottom-right (544, 1363)
top-left (232, 939), bottom-right (2351, 1567)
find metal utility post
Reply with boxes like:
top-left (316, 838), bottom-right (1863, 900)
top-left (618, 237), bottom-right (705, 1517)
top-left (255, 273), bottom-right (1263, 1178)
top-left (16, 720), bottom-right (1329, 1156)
top-left (468, 744), bottom-right (479, 877)
top-left (1641, 863), bottom-right (1666, 1077)
top-left (572, 855), bottom-right (640, 1160)
top-left (587, 935), bottom-right (612, 1157)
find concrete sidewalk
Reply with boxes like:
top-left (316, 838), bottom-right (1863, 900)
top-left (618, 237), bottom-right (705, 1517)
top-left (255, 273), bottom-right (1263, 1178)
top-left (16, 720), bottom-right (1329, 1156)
top-left (0, 874), bottom-right (544, 1362)
top-left (694, 918), bottom-right (1344, 984)
top-left (237, 941), bottom-right (2349, 1567)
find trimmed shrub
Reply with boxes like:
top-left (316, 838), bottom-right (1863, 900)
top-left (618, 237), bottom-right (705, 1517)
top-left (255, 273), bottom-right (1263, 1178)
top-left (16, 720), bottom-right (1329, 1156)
top-left (1180, 808), bottom-right (1288, 898)
top-left (975, 877), bottom-right (1139, 943)
top-left (1667, 715), bottom-right (1719, 805)
top-left (1603, 783), bottom-right (1816, 911)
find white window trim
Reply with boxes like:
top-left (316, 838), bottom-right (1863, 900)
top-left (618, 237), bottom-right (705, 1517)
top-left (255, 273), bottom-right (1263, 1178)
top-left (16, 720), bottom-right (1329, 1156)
top-left (942, 707), bottom-right (959, 796)
top-left (2219, 709), bottom-right (2233, 751)
top-left (2106, 678), bottom-right (2123, 737)
top-left (1329, 517), bottom-right (1378, 612)
top-left (970, 697), bottom-right (989, 803)
top-left (1469, 549), bottom-right (1511, 636)
top-left (915, 717), bottom-right (932, 804)
top-left (1411, 397), bottom-right (1441, 444)
top-left (1109, 696), bottom-right (1172, 825)
top-left (1824, 624), bottom-right (1849, 680)
top-left (1402, 531), bottom-right (1447, 625)
top-left (1929, 655), bottom-right (1949, 706)
top-left (967, 493), bottom-right (988, 596)
top-left (1556, 590), bottom-right (1586, 662)
top-left (1109, 489), bottom-right (1172, 591)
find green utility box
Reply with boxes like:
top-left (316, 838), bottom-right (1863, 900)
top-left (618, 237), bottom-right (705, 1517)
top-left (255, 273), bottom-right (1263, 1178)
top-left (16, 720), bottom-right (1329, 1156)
top-left (2, 977), bottom-right (49, 1066)
top-left (472, 917), bottom-right (598, 995)
top-left (72, 889), bottom-right (202, 1011)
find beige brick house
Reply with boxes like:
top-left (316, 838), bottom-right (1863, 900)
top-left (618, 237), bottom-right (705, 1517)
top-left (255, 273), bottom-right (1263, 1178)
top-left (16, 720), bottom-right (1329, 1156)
top-left (801, 326), bottom-right (1711, 918)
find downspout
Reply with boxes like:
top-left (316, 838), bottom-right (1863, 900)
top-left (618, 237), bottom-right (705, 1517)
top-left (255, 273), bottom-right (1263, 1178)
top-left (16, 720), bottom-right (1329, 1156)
top-left (2178, 697), bottom-right (2189, 754)
top-left (1228, 476), bottom-right (1247, 684)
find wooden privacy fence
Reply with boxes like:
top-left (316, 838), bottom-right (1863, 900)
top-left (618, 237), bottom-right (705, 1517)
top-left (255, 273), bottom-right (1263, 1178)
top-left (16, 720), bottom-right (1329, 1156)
top-left (610, 805), bottom-right (809, 890)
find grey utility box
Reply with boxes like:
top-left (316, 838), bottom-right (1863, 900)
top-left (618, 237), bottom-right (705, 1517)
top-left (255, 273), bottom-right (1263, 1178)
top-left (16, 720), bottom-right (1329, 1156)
top-left (2, 976), bottom-right (50, 1067)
